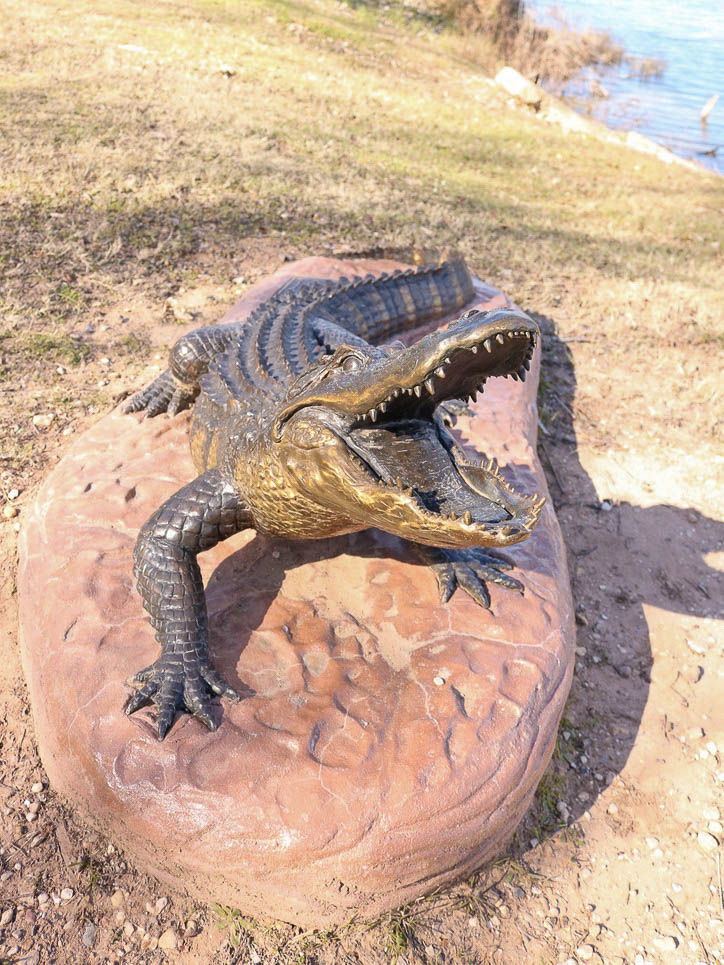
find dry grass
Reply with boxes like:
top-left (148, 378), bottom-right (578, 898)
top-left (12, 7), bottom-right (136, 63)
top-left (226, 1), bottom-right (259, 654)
top-left (1, 0), bottom-right (721, 482)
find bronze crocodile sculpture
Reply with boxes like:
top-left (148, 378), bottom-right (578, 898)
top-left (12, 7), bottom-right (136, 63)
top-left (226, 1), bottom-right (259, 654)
top-left (124, 258), bottom-right (544, 738)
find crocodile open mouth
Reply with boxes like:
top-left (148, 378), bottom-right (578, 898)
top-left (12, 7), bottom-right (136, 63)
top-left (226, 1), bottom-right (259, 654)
top-left (283, 305), bottom-right (545, 546)
top-left (338, 310), bottom-right (544, 545)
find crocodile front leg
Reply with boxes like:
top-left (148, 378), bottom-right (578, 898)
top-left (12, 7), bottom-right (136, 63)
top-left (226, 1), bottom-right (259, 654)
top-left (126, 468), bottom-right (252, 738)
top-left (124, 321), bottom-right (245, 417)
top-left (414, 545), bottom-right (523, 610)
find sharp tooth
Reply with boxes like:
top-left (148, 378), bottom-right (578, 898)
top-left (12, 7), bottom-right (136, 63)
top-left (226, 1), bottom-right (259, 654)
top-left (496, 333), bottom-right (505, 345)
top-left (511, 372), bottom-right (519, 381)
top-left (470, 390), bottom-right (477, 402)
top-left (519, 368), bottom-right (527, 382)
top-left (449, 512), bottom-right (457, 521)
top-left (379, 402), bottom-right (387, 413)
top-left (393, 388), bottom-right (401, 398)
top-left (424, 377), bottom-right (435, 394)
top-left (502, 525), bottom-right (513, 537)
top-left (463, 510), bottom-right (472, 525)
top-left (369, 408), bottom-right (378, 422)
top-left (435, 366), bottom-right (446, 379)
top-left (471, 344), bottom-right (478, 354)
top-left (414, 384), bottom-right (422, 397)
top-left (484, 338), bottom-right (493, 353)
top-left (507, 331), bottom-right (514, 339)
top-left (396, 477), bottom-right (403, 489)
top-left (523, 359), bottom-right (530, 370)
top-left (405, 487), bottom-right (414, 496)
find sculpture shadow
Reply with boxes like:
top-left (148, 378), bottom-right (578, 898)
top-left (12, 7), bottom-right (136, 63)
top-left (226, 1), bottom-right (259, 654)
top-left (518, 309), bottom-right (723, 831)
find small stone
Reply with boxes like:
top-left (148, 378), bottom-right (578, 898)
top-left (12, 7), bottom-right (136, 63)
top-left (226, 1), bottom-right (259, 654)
top-left (3, 504), bottom-right (18, 519)
top-left (671, 883), bottom-right (682, 892)
top-left (27, 801), bottom-right (40, 814)
top-left (0, 906), bottom-right (15, 926)
top-left (686, 639), bottom-right (706, 655)
top-left (123, 921), bottom-right (134, 938)
top-left (8, 488), bottom-right (20, 499)
top-left (100, 357), bottom-right (111, 366)
top-left (56, 365), bottom-right (66, 375)
top-left (158, 927), bottom-right (178, 950)
top-left (60, 887), bottom-right (74, 901)
top-left (577, 944), bottom-right (595, 961)
top-left (557, 800), bottom-right (570, 822)
top-left (32, 413), bottom-right (55, 429)
top-left (433, 676), bottom-right (445, 686)
top-left (250, 950), bottom-right (261, 965)
top-left (607, 803), bottom-right (618, 815)
top-left (708, 820), bottom-right (723, 834)
top-left (698, 831), bottom-right (719, 851)
top-left (82, 922), bottom-right (98, 947)
top-left (37, 893), bottom-right (50, 905)
top-left (184, 918), bottom-right (200, 937)
top-left (111, 889), bottom-right (124, 908)
top-left (706, 740), bottom-right (717, 754)
top-left (645, 836), bottom-right (659, 849)
top-left (155, 896), bottom-right (168, 915)
top-left (689, 728), bottom-right (705, 740)
top-left (703, 805), bottom-right (720, 821)
top-left (31, 783), bottom-right (43, 794)
top-left (652, 935), bottom-right (678, 952)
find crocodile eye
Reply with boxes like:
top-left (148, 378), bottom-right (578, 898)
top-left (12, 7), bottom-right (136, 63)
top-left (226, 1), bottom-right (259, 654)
top-left (341, 355), bottom-right (362, 374)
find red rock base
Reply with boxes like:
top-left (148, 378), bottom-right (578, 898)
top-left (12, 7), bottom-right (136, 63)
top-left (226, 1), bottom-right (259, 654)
top-left (18, 258), bottom-right (574, 928)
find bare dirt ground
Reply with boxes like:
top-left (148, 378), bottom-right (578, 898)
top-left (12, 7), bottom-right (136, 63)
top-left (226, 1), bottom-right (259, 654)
top-left (1, 1), bottom-right (723, 963)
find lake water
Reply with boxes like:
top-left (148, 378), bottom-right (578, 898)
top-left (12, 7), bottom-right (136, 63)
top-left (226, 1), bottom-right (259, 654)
top-left (530, 0), bottom-right (724, 173)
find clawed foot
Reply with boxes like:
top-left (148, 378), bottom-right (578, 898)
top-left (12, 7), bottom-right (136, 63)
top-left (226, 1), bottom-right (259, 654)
top-left (430, 547), bottom-right (523, 609)
top-left (125, 651), bottom-right (239, 739)
top-left (124, 370), bottom-right (198, 418)
top-left (436, 397), bottom-right (472, 428)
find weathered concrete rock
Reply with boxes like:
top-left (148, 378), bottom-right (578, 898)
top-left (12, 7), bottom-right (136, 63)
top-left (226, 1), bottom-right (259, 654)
top-left (18, 258), bottom-right (574, 928)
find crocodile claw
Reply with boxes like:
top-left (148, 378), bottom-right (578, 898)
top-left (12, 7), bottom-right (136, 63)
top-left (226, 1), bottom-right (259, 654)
top-left (431, 547), bottom-right (523, 609)
top-left (124, 370), bottom-right (197, 418)
top-left (125, 651), bottom-right (239, 739)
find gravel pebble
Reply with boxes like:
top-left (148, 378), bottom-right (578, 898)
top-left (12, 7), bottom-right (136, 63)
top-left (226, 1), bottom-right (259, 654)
top-left (645, 836), bottom-right (659, 849)
top-left (60, 887), bottom-right (74, 901)
top-left (111, 889), bottom-right (124, 908)
top-left (607, 803), bottom-right (618, 815)
top-left (158, 927), bottom-right (178, 950)
top-left (698, 831), bottom-right (720, 851)
top-left (652, 935), bottom-right (678, 952)
top-left (82, 922), bottom-right (98, 947)
top-left (0, 906), bottom-right (15, 926)
top-left (709, 820), bottom-right (723, 834)
top-left (155, 896), bottom-right (168, 915)
top-left (32, 413), bottom-right (55, 429)
top-left (2, 504), bottom-right (18, 519)
top-left (576, 943), bottom-right (595, 960)
top-left (702, 805), bottom-right (720, 821)
top-left (31, 782), bottom-right (43, 794)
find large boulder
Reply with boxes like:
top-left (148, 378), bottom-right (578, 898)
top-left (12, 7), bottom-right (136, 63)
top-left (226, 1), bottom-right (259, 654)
top-left (18, 258), bottom-right (574, 927)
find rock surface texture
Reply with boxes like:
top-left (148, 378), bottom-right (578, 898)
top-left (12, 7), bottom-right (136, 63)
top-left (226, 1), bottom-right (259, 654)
top-left (18, 258), bottom-right (574, 928)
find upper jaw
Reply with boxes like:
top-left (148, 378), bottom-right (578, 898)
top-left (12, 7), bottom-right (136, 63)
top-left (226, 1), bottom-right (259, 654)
top-left (274, 307), bottom-right (538, 433)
